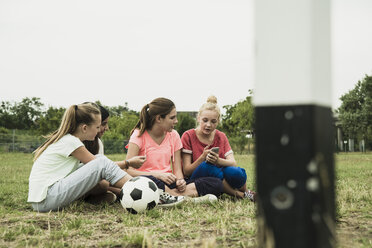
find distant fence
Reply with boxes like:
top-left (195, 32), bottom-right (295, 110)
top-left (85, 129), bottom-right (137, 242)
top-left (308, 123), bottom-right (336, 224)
top-left (0, 131), bottom-right (42, 153)
top-left (0, 132), bottom-right (128, 154)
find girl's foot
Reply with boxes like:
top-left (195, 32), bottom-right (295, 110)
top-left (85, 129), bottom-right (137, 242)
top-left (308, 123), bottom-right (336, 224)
top-left (85, 191), bottom-right (117, 204)
top-left (158, 191), bottom-right (185, 208)
top-left (244, 190), bottom-right (256, 202)
top-left (186, 194), bottom-right (218, 204)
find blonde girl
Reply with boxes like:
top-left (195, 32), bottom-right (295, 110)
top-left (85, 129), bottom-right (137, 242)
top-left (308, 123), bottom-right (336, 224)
top-left (28, 103), bottom-right (143, 212)
top-left (181, 96), bottom-right (256, 201)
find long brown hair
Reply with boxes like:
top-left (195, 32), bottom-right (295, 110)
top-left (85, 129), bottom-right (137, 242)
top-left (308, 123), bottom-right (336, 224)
top-left (83, 103), bottom-right (109, 155)
top-left (131, 97), bottom-right (175, 137)
top-left (33, 103), bottom-right (100, 161)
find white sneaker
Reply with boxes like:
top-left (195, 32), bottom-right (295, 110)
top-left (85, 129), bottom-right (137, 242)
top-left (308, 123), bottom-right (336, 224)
top-left (188, 194), bottom-right (218, 204)
top-left (244, 190), bottom-right (256, 202)
top-left (158, 190), bottom-right (185, 208)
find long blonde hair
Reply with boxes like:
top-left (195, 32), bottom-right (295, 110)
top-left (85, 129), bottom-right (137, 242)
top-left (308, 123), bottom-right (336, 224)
top-left (131, 97), bottom-right (175, 137)
top-left (198, 95), bottom-right (221, 121)
top-left (33, 103), bottom-right (100, 161)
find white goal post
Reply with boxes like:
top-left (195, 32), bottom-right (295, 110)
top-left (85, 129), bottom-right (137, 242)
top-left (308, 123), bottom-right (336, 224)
top-left (254, 0), bottom-right (336, 247)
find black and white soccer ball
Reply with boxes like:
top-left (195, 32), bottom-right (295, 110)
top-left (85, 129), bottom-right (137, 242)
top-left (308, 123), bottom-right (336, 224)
top-left (119, 176), bottom-right (159, 214)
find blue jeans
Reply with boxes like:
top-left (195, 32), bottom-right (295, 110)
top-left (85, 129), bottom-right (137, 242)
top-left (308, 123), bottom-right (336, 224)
top-left (190, 161), bottom-right (247, 189)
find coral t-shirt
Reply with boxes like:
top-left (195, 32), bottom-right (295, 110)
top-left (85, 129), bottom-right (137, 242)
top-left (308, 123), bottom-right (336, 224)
top-left (129, 129), bottom-right (182, 173)
top-left (181, 129), bottom-right (233, 162)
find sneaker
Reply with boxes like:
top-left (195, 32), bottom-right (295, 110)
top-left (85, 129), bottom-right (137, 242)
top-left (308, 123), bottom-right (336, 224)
top-left (244, 190), bottom-right (256, 202)
top-left (188, 194), bottom-right (218, 204)
top-left (85, 191), bottom-right (117, 205)
top-left (158, 191), bottom-right (185, 208)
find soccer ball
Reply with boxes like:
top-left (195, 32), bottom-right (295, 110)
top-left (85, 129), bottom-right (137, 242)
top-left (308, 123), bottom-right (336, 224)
top-left (119, 176), bottom-right (159, 214)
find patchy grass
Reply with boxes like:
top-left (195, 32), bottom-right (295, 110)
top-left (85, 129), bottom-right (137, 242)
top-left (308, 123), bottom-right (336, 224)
top-left (0, 152), bottom-right (371, 247)
top-left (335, 153), bottom-right (372, 248)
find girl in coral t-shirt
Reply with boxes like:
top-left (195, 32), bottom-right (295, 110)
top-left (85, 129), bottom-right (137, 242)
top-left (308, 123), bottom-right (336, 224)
top-left (126, 97), bottom-right (223, 200)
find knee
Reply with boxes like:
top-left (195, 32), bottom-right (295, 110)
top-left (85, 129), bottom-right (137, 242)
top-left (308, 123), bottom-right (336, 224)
top-left (198, 161), bottom-right (211, 169)
top-left (98, 180), bottom-right (110, 190)
top-left (223, 167), bottom-right (247, 189)
top-left (194, 177), bottom-right (223, 197)
top-left (91, 156), bottom-right (112, 170)
top-left (201, 161), bottom-right (223, 176)
top-left (95, 155), bottom-right (109, 163)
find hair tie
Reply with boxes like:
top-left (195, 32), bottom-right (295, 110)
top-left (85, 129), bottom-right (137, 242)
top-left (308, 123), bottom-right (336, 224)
top-left (75, 105), bottom-right (78, 110)
top-left (146, 104), bottom-right (150, 111)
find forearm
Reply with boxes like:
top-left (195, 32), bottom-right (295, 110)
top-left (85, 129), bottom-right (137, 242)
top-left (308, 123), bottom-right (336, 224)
top-left (115, 160), bottom-right (127, 170)
top-left (173, 159), bottom-right (184, 179)
top-left (126, 167), bottom-right (153, 177)
top-left (172, 150), bottom-right (184, 179)
top-left (216, 158), bottom-right (237, 167)
top-left (173, 168), bottom-right (184, 180)
top-left (184, 156), bottom-right (204, 176)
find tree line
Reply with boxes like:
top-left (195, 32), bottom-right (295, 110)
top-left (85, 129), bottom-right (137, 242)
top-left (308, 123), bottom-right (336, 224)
top-left (1, 75), bottom-right (371, 153)
top-left (337, 74), bottom-right (372, 151)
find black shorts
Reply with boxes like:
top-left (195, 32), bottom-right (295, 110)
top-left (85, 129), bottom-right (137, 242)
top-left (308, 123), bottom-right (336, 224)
top-left (144, 175), bottom-right (223, 197)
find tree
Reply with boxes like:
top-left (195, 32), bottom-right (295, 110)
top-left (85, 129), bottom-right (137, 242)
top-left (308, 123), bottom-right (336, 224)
top-left (338, 74), bottom-right (372, 150)
top-left (102, 111), bottom-right (139, 153)
top-left (0, 101), bottom-right (16, 129)
top-left (0, 97), bottom-right (44, 130)
top-left (221, 94), bottom-right (255, 136)
top-left (221, 92), bottom-right (255, 153)
top-left (36, 106), bottom-right (66, 135)
top-left (175, 113), bottom-right (196, 137)
top-left (106, 102), bottom-right (136, 117)
top-left (104, 111), bottom-right (139, 141)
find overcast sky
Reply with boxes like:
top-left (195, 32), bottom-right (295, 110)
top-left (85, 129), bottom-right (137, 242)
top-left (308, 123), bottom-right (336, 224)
top-left (0, 0), bottom-right (371, 112)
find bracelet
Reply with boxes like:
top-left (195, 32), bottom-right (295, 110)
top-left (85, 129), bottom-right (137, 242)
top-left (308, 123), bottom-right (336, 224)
top-left (125, 160), bottom-right (130, 169)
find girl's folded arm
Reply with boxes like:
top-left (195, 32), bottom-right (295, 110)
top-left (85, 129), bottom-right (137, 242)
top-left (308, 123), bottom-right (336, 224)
top-left (71, 146), bottom-right (96, 164)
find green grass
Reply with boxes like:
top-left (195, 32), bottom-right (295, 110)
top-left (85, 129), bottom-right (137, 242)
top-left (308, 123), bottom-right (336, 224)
top-left (0, 153), bottom-right (371, 247)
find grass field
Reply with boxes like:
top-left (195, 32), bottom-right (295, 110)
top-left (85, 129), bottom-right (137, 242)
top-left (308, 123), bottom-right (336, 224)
top-left (0, 153), bottom-right (371, 247)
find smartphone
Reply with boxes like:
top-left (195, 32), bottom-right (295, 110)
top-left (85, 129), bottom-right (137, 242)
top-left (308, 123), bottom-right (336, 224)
top-left (210, 147), bottom-right (220, 154)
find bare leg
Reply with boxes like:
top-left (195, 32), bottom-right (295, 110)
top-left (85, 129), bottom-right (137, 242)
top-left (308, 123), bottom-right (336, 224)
top-left (164, 183), bottom-right (198, 197)
top-left (87, 180), bottom-right (110, 196)
top-left (86, 180), bottom-right (121, 196)
top-left (108, 186), bottom-right (121, 195)
top-left (222, 179), bottom-right (244, 198)
top-left (85, 176), bottom-right (132, 205)
top-left (113, 174), bottom-right (132, 188)
top-left (239, 183), bottom-right (248, 193)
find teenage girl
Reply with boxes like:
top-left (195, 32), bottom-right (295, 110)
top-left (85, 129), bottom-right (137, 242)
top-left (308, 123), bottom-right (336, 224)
top-left (28, 103), bottom-right (140, 212)
top-left (181, 96), bottom-right (256, 201)
top-left (82, 103), bottom-right (146, 203)
top-left (126, 97), bottom-right (223, 200)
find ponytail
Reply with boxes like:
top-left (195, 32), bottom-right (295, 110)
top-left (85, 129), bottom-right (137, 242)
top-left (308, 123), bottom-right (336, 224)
top-left (130, 98), bottom-right (175, 137)
top-left (130, 104), bottom-right (150, 136)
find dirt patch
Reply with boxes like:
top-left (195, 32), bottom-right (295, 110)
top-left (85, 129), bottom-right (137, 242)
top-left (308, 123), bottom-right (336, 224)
top-left (337, 212), bottom-right (372, 247)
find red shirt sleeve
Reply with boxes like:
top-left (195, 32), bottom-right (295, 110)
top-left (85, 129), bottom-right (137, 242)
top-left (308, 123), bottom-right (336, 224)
top-left (219, 131), bottom-right (233, 158)
top-left (181, 130), bottom-right (193, 155)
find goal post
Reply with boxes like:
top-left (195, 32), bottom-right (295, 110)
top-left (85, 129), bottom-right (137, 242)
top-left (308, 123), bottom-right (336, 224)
top-left (254, 0), bottom-right (336, 247)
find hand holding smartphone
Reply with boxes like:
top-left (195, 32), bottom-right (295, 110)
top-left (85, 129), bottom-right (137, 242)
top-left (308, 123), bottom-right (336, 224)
top-left (210, 147), bottom-right (220, 154)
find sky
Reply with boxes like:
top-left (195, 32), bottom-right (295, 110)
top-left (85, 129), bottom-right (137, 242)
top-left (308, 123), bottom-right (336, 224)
top-left (0, 0), bottom-right (371, 112)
